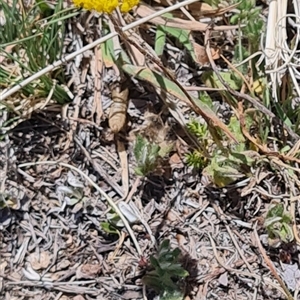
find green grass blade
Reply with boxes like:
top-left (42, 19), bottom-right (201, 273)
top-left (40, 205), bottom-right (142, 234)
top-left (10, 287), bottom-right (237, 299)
top-left (155, 25), bottom-right (167, 57)
top-left (158, 24), bottom-right (196, 61)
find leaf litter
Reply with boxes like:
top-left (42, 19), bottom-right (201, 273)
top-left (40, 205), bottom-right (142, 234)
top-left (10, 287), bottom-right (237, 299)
top-left (1, 0), bottom-right (300, 300)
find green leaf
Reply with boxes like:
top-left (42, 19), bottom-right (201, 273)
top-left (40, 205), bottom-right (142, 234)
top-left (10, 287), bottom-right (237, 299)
top-left (228, 116), bottom-right (245, 143)
top-left (36, 0), bottom-right (55, 17)
top-left (264, 203), bottom-right (294, 245)
top-left (102, 37), bottom-right (116, 67)
top-left (159, 239), bottom-right (170, 250)
top-left (143, 274), bottom-right (166, 293)
top-left (133, 135), bottom-right (161, 176)
top-left (274, 102), bottom-right (293, 127)
top-left (266, 203), bottom-right (284, 219)
top-left (202, 70), bottom-right (241, 90)
top-left (203, 150), bottom-right (254, 187)
top-left (157, 25), bottom-right (196, 61)
top-left (100, 222), bottom-right (120, 235)
top-left (279, 223), bottom-right (294, 243)
top-left (106, 211), bottom-right (124, 227)
top-left (155, 25), bottom-right (167, 57)
top-left (228, 151), bottom-right (254, 166)
top-left (143, 239), bottom-right (188, 296)
top-left (199, 92), bottom-right (215, 110)
top-left (161, 290), bottom-right (184, 300)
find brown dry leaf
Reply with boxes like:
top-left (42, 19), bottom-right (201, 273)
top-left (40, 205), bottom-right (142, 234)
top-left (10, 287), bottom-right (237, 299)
top-left (152, 0), bottom-right (238, 18)
top-left (0, 261), bottom-right (7, 274)
top-left (73, 296), bottom-right (85, 300)
top-left (185, 2), bottom-right (239, 18)
top-left (176, 233), bottom-right (188, 247)
top-left (123, 31), bottom-right (145, 66)
top-left (76, 263), bottom-right (101, 279)
top-left (122, 291), bottom-right (143, 299)
top-left (108, 83), bottom-right (129, 133)
top-left (93, 42), bottom-right (103, 124)
top-left (169, 153), bottom-right (183, 168)
top-left (136, 5), bottom-right (239, 32)
top-left (0, 44), bottom-right (16, 64)
top-left (167, 210), bottom-right (177, 222)
top-left (193, 43), bottom-right (220, 66)
top-left (27, 251), bottom-right (51, 270)
top-left (50, 259), bottom-right (70, 272)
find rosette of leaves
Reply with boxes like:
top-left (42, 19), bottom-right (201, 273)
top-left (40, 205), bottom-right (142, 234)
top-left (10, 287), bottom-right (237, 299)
top-left (134, 135), bottom-right (172, 176)
top-left (264, 203), bottom-right (294, 247)
top-left (142, 240), bottom-right (189, 300)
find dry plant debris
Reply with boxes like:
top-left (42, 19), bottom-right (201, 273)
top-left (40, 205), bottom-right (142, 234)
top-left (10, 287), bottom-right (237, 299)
top-left (2, 0), bottom-right (300, 300)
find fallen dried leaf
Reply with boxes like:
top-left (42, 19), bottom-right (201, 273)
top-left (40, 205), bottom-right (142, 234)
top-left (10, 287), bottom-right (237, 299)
top-left (50, 259), bottom-right (70, 272)
top-left (59, 296), bottom-right (70, 300)
top-left (152, 0), bottom-right (238, 18)
top-left (76, 263), bottom-right (101, 279)
top-left (123, 290), bottom-right (143, 299)
top-left (27, 251), bottom-right (51, 270)
top-left (73, 296), bottom-right (85, 300)
top-left (193, 43), bottom-right (220, 66)
top-left (109, 84), bottom-right (129, 133)
top-left (167, 210), bottom-right (178, 222)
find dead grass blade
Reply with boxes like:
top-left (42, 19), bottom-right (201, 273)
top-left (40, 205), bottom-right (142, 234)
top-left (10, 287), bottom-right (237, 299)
top-left (151, 0), bottom-right (239, 18)
top-left (136, 4), bottom-right (240, 32)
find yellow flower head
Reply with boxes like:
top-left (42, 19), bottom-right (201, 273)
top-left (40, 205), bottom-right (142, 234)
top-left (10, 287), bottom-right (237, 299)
top-left (120, 0), bottom-right (140, 13)
top-left (73, 0), bottom-right (139, 14)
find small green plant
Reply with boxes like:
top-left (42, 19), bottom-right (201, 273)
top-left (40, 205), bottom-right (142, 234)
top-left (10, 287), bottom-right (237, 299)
top-left (142, 240), bottom-right (189, 300)
top-left (186, 150), bottom-right (207, 170)
top-left (186, 118), bottom-right (209, 169)
top-left (230, 0), bottom-right (264, 49)
top-left (186, 115), bottom-right (255, 187)
top-left (264, 203), bottom-right (294, 247)
top-left (134, 135), bottom-right (160, 176)
top-left (134, 135), bottom-right (171, 176)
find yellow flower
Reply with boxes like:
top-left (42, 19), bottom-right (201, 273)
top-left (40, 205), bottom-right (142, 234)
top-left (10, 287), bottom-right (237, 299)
top-left (73, 0), bottom-right (139, 14)
top-left (120, 0), bottom-right (140, 12)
